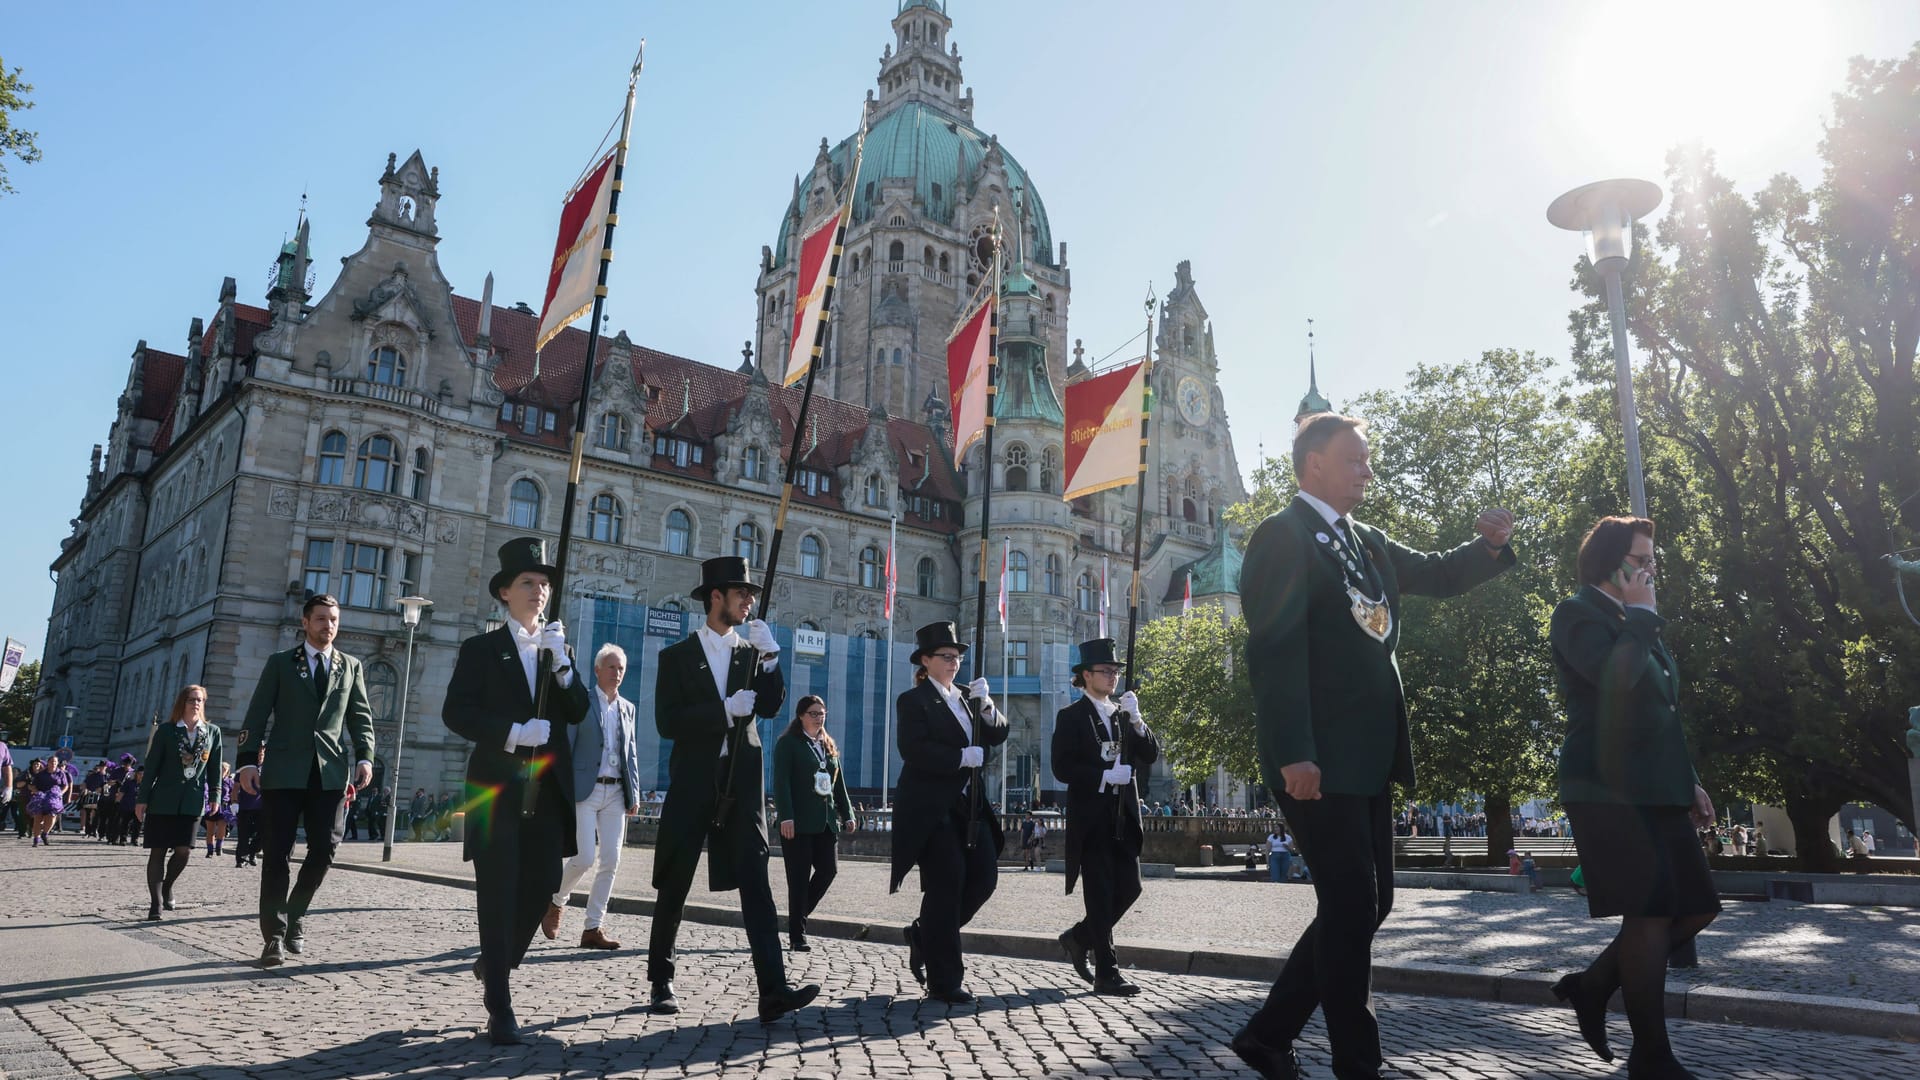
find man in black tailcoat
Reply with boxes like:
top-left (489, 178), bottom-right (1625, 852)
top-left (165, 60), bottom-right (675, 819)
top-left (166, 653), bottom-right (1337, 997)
top-left (1050, 637), bottom-right (1159, 997)
top-left (1232, 413), bottom-right (1514, 1079)
top-left (648, 555), bottom-right (819, 1023)
top-left (442, 537), bottom-right (590, 1045)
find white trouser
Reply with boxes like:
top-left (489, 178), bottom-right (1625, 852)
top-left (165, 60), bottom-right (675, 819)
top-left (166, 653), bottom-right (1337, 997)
top-left (554, 781), bottom-right (626, 930)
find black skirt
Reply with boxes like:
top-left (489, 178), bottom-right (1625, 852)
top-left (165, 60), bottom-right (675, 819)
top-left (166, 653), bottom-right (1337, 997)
top-left (1566, 802), bottom-right (1722, 919)
top-left (143, 813), bottom-right (199, 850)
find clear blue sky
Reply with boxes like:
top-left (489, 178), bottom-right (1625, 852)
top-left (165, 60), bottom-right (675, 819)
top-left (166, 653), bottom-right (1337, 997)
top-left (3, 1), bottom-right (1915, 659)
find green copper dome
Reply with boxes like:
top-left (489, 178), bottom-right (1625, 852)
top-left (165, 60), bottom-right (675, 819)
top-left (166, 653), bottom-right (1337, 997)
top-left (775, 101), bottom-right (1054, 269)
top-left (898, 0), bottom-right (945, 12)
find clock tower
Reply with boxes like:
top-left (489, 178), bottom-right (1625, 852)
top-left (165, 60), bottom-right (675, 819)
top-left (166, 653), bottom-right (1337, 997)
top-left (1151, 260), bottom-right (1243, 551)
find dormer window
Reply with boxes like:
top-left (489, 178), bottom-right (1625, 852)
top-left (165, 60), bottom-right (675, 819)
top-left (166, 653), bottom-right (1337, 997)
top-left (743, 444), bottom-right (768, 482)
top-left (367, 346), bottom-right (406, 387)
top-left (864, 473), bottom-right (885, 508)
top-left (797, 466), bottom-right (831, 496)
top-left (597, 412), bottom-right (629, 451)
top-left (654, 434), bottom-right (704, 468)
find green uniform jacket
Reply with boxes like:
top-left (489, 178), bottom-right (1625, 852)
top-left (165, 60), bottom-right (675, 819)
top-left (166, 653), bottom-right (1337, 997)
top-left (237, 646), bottom-right (376, 792)
top-left (1550, 586), bottom-right (1698, 807)
top-left (139, 722), bottom-right (224, 817)
top-left (770, 730), bottom-right (855, 836)
top-left (1241, 497), bottom-right (1515, 797)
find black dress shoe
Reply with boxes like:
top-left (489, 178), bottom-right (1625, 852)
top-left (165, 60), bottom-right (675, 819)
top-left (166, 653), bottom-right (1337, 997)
top-left (1229, 1029), bottom-right (1300, 1080)
top-left (790, 935), bottom-right (812, 952)
top-left (145, 903), bottom-right (162, 922)
top-left (1627, 1048), bottom-right (1699, 1079)
top-left (1551, 972), bottom-right (1614, 1062)
top-left (259, 938), bottom-right (284, 968)
top-left (903, 921), bottom-right (926, 986)
top-left (650, 981), bottom-right (680, 1014)
top-left (757, 982), bottom-right (820, 1023)
top-left (487, 1012), bottom-right (523, 1046)
top-left (1093, 973), bottom-right (1141, 997)
top-left (472, 957), bottom-right (484, 982)
top-left (161, 885), bottom-right (175, 911)
top-left (1057, 929), bottom-right (1094, 985)
top-left (285, 920), bottom-right (305, 956)
top-left (926, 986), bottom-right (976, 1005)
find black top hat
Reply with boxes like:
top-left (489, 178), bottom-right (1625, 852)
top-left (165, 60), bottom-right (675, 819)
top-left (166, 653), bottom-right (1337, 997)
top-left (910, 622), bottom-right (969, 666)
top-left (490, 536), bottom-right (560, 600)
top-left (692, 555), bottom-right (761, 603)
top-left (1072, 637), bottom-right (1126, 674)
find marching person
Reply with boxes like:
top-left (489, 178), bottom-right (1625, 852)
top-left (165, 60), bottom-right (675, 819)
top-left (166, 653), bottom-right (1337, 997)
top-left (233, 751), bottom-right (264, 868)
top-left (1234, 412), bottom-right (1514, 1079)
top-left (234, 592), bottom-right (376, 969)
top-left (648, 555), bottom-right (818, 1023)
top-left (443, 536), bottom-right (590, 1045)
top-left (1546, 516), bottom-right (1719, 1080)
top-left (889, 622), bottom-right (1009, 1005)
top-left (1050, 637), bottom-right (1160, 997)
top-left (544, 642), bottom-right (644, 951)
top-left (26, 757), bottom-right (67, 847)
top-left (137, 686), bottom-right (223, 920)
top-left (771, 694), bottom-right (857, 952)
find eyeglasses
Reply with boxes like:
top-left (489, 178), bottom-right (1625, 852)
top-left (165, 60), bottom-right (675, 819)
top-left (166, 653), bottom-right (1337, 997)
top-left (1623, 553), bottom-right (1658, 569)
top-left (1087, 666), bottom-right (1122, 677)
top-left (803, 709), bottom-right (827, 718)
top-left (927, 652), bottom-right (962, 663)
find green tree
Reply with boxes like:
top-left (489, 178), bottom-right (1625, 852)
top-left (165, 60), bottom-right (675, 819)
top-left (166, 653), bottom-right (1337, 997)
top-left (1133, 604), bottom-right (1259, 791)
top-left (0, 661), bottom-right (41, 745)
top-left (0, 59), bottom-right (41, 197)
top-left (1559, 46), bottom-right (1920, 866)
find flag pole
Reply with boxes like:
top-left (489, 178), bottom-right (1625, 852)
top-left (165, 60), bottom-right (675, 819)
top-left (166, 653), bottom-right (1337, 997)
top-left (965, 213), bottom-right (1002, 850)
top-left (1000, 538), bottom-right (1012, 808)
top-left (1116, 286), bottom-right (1155, 831)
top-left (527, 43), bottom-right (644, 818)
top-left (882, 513), bottom-right (897, 811)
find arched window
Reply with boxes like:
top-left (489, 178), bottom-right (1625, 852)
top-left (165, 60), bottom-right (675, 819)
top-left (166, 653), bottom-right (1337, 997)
top-left (917, 556), bottom-right (937, 598)
top-left (767, 293), bottom-right (778, 314)
top-left (1008, 550), bottom-right (1030, 592)
top-left (588, 493), bottom-right (623, 544)
top-left (367, 346), bottom-right (406, 387)
top-left (850, 252), bottom-right (861, 274)
top-left (1183, 499), bottom-right (1198, 522)
top-left (317, 432), bottom-right (347, 485)
top-left (922, 245), bottom-right (934, 273)
top-left (859, 545), bottom-right (883, 588)
top-left (1040, 447), bottom-right (1058, 495)
top-left (938, 251), bottom-right (951, 273)
top-left (1004, 444), bottom-right (1029, 492)
top-left (665, 508), bottom-right (691, 556)
top-left (509, 478), bottom-right (542, 529)
top-left (366, 660), bottom-right (398, 723)
top-left (597, 412), bottom-right (629, 451)
top-left (864, 473), bottom-right (885, 508)
top-left (888, 240), bottom-right (905, 264)
top-left (800, 535), bottom-right (824, 578)
top-left (892, 347), bottom-right (903, 366)
top-left (355, 435), bottom-right (400, 493)
top-left (743, 444), bottom-right (767, 482)
top-left (734, 520), bottom-right (764, 567)
top-left (1045, 554), bottom-right (1063, 596)
top-left (1076, 571), bottom-right (1097, 611)
top-left (410, 447), bottom-right (430, 500)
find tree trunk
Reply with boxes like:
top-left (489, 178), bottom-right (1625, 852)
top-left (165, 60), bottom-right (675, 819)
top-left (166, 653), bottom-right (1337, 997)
top-left (1484, 793), bottom-right (1514, 865)
top-left (1785, 793), bottom-right (1842, 872)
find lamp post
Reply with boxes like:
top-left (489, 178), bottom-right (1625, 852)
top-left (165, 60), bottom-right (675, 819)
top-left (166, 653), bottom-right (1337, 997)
top-left (382, 595), bottom-right (433, 863)
top-left (61, 706), bottom-right (77, 747)
top-left (1548, 178), bottom-right (1664, 517)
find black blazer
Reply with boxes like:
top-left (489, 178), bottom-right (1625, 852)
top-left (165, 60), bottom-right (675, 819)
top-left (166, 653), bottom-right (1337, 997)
top-left (888, 678), bottom-right (1009, 892)
top-left (1241, 497), bottom-right (1514, 796)
top-left (1551, 586), bottom-right (1696, 807)
top-left (441, 626), bottom-right (590, 862)
top-left (651, 631), bottom-right (785, 892)
top-left (1050, 695), bottom-right (1160, 893)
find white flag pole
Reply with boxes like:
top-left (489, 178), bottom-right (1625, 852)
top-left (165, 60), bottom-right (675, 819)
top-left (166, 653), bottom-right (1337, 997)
top-left (882, 513), bottom-right (897, 811)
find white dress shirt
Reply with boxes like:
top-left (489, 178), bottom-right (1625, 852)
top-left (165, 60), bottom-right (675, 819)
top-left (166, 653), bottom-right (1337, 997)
top-left (928, 678), bottom-right (974, 743)
top-left (502, 616), bottom-right (572, 752)
top-left (302, 641), bottom-right (332, 682)
top-left (1295, 490), bottom-right (1346, 531)
top-left (697, 624), bottom-right (745, 759)
top-left (594, 688), bottom-right (623, 779)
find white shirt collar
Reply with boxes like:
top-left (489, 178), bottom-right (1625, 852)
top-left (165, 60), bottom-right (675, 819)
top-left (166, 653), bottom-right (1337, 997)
top-left (1082, 691), bottom-right (1116, 717)
top-left (303, 641), bottom-right (331, 664)
top-left (696, 623), bottom-right (741, 649)
top-left (596, 686), bottom-right (622, 712)
top-left (505, 615), bottom-right (540, 641)
top-left (1589, 586), bottom-right (1626, 612)
top-left (1295, 491), bottom-right (1346, 530)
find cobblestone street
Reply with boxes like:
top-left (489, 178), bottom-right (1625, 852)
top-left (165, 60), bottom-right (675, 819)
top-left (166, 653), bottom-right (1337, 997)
top-left (3, 840), bottom-right (1914, 1078)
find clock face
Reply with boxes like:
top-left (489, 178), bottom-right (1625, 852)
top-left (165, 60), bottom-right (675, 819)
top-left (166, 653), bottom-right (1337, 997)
top-left (1177, 375), bottom-right (1211, 426)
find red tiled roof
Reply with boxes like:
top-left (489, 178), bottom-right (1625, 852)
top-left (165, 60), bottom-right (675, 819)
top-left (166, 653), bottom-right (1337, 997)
top-left (136, 349), bottom-right (186, 423)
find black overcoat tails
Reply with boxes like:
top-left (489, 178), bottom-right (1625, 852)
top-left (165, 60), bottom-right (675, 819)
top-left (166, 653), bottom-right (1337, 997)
top-left (1050, 695), bottom-right (1160, 894)
top-left (888, 678), bottom-right (1009, 893)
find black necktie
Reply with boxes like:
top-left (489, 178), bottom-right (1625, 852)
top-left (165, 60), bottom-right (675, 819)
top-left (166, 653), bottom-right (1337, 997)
top-left (311, 652), bottom-right (326, 697)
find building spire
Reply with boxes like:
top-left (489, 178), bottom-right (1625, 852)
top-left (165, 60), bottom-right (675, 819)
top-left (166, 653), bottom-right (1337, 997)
top-left (1295, 317), bottom-right (1332, 420)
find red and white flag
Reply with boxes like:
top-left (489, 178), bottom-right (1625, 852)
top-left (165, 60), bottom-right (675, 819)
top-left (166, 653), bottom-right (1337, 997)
top-left (1098, 556), bottom-right (1111, 638)
top-left (884, 534), bottom-right (897, 620)
top-left (1182, 571), bottom-right (1194, 615)
top-left (1063, 359), bottom-right (1147, 501)
top-left (997, 538), bottom-right (1010, 634)
top-left (946, 294), bottom-right (995, 463)
top-left (535, 152), bottom-right (617, 356)
top-left (785, 213), bottom-right (842, 386)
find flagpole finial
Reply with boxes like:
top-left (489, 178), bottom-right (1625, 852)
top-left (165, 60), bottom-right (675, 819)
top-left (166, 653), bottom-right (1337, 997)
top-left (1144, 283), bottom-right (1155, 313)
top-left (631, 40), bottom-right (646, 80)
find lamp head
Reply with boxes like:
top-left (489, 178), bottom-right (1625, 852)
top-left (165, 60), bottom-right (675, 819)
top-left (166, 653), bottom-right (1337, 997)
top-left (396, 595), bottom-right (434, 628)
top-left (1548, 178), bottom-right (1663, 273)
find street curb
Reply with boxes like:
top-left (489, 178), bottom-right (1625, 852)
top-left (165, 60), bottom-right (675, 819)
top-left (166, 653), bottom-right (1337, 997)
top-left (326, 858), bottom-right (1920, 1042)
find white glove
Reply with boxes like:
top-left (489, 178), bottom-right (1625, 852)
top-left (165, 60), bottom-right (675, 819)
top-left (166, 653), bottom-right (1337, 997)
top-left (967, 678), bottom-right (995, 715)
top-left (514, 718), bottom-right (552, 748)
top-left (1118, 690), bottom-right (1140, 717)
top-left (1101, 764), bottom-right (1134, 787)
top-left (958, 746), bottom-right (985, 769)
top-left (538, 622), bottom-right (568, 669)
top-left (746, 619), bottom-right (779, 655)
top-left (0, 787), bottom-right (10, 805)
top-left (725, 689), bottom-right (758, 719)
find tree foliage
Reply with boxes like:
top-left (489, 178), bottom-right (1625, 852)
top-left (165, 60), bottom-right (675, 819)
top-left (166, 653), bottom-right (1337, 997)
top-left (0, 59), bottom-right (41, 198)
top-left (0, 661), bottom-right (41, 745)
top-left (1133, 604), bottom-right (1259, 790)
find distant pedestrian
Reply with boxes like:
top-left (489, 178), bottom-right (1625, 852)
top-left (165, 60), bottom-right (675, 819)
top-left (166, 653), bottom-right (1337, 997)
top-left (27, 758), bottom-right (68, 846)
top-left (772, 694), bottom-right (857, 953)
top-left (409, 788), bottom-right (430, 842)
top-left (1266, 829), bottom-right (1290, 883)
top-left (1520, 851), bottom-right (1540, 891)
top-left (233, 754), bottom-right (263, 868)
top-left (1019, 816), bottom-right (1037, 869)
top-left (202, 762), bottom-right (234, 858)
top-left (138, 685), bottom-right (224, 920)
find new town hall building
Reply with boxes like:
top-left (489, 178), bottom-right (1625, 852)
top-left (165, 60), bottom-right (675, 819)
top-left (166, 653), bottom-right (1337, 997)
top-left (31, 1), bottom-right (1253, 806)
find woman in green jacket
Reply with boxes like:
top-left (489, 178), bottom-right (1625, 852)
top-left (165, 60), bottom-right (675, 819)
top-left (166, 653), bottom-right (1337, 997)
top-left (1547, 517), bottom-right (1718, 1080)
top-left (137, 684), bottom-right (224, 921)
top-left (771, 695), bottom-right (856, 952)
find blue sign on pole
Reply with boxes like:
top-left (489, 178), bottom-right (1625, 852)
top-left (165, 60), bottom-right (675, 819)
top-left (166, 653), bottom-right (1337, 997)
top-left (57, 736), bottom-right (73, 751)
top-left (645, 608), bottom-right (686, 639)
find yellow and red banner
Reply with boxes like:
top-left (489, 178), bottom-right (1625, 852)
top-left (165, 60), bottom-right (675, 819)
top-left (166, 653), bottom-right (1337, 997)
top-left (946, 294), bottom-right (995, 462)
top-left (785, 213), bottom-right (843, 385)
top-left (535, 152), bottom-right (617, 356)
top-left (1063, 359), bottom-right (1147, 500)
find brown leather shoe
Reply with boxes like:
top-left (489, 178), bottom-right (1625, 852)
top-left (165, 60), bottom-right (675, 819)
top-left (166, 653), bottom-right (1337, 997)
top-left (580, 926), bottom-right (620, 950)
top-left (541, 902), bottom-right (563, 940)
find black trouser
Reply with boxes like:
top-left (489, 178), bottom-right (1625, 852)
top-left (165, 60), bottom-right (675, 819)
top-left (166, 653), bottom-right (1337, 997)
top-left (1069, 822), bottom-right (1144, 978)
top-left (781, 829), bottom-right (839, 941)
top-left (234, 808), bottom-right (262, 862)
top-left (473, 788), bottom-right (566, 1017)
top-left (95, 802), bottom-right (118, 842)
top-left (1247, 790), bottom-right (1394, 1080)
top-left (258, 765), bottom-right (347, 942)
top-left (648, 801), bottom-right (786, 993)
top-left (916, 806), bottom-right (999, 993)
top-left (343, 810), bottom-right (359, 842)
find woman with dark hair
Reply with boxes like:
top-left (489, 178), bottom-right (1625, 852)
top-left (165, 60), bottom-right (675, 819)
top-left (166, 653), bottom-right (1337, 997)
top-left (26, 758), bottom-right (67, 846)
top-left (771, 694), bottom-right (857, 952)
top-left (1548, 516), bottom-right (1719, 1079)
top-left (137, 685), bottom-right (224, 921)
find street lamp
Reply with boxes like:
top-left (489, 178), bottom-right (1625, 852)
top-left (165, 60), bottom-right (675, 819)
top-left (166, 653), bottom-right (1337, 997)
top-left (61, 706), bottom-right (77, 746)
top-left (382, 594), bottom-right (433, 863)
top-left (1548, 178), bottom-right (1663, 517)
